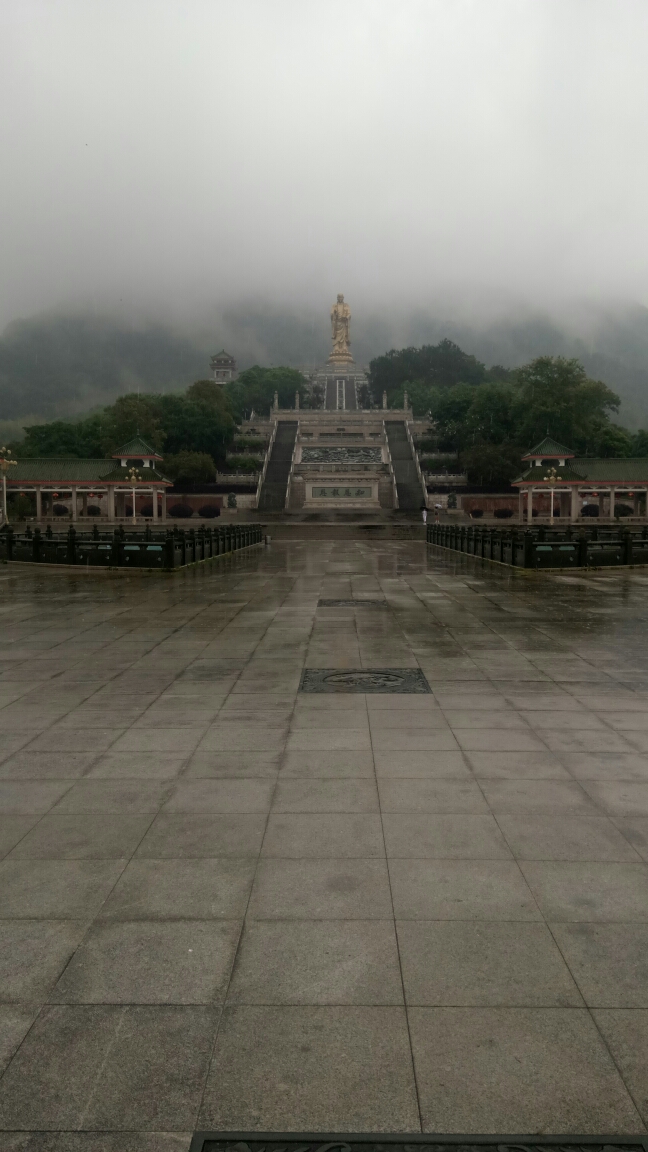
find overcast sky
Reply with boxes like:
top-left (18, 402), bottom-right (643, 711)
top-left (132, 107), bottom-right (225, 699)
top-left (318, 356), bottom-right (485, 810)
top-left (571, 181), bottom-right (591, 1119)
top-left (2, 0), bottom-right (648, 332)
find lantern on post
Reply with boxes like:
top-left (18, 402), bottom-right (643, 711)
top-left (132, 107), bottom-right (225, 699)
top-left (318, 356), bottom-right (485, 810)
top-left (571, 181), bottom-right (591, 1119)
top-left (543, 466), bottom-right (558, 520)
top-left (126, 468), bottom-right (141, 524)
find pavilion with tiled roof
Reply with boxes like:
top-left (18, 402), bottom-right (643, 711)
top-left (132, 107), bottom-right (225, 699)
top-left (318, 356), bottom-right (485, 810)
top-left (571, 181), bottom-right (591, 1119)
top-left (513, 437), bottom-right (648, 520)
top-left (3, 438), bottom-right (172, 522)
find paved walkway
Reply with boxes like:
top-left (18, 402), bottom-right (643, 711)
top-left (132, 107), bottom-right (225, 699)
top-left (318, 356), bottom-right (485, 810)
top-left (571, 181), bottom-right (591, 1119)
top-left (1, 540), bottom-right (648, 1147)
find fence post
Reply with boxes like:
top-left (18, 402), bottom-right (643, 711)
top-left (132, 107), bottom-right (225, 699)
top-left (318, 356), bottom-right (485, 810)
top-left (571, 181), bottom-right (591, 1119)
top-left (66, 525), bottom-right (77, 565)
top-left (623, 529), bottom-right (633, 566)
top-left (578, 531), bottom-right (588, 567)
top-left (164, 532), bottom-right (175, 569)
top-left (523, 530), bottom-right (533, 568)
top-left (33, 527), bottom-right (42, 563)
top-left (110, 529), bottom-right (121, 567)
top-left (3, 525), bottom-right (13, 561)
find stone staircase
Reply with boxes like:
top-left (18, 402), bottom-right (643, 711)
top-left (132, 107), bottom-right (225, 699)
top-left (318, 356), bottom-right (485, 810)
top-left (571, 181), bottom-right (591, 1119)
top-left (386, 421), bottom-right (424, 511)
top-left (257, 422), bottom-right (298, 511)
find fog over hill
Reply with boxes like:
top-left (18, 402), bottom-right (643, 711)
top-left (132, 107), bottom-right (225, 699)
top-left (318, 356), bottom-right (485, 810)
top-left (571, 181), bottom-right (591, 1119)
top-left (2, 301), bottom-right (648, 436)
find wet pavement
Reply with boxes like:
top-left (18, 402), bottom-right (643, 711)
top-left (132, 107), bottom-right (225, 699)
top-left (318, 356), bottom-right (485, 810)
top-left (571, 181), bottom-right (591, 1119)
top-left (1, 539), bottom-right (648, 1145)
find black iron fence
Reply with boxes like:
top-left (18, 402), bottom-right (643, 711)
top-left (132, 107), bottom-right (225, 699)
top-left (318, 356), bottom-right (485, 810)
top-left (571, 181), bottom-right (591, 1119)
top-left (0, 523), bottom-right (264, 570)
top-left (427, 522), bottom-right (648, 569)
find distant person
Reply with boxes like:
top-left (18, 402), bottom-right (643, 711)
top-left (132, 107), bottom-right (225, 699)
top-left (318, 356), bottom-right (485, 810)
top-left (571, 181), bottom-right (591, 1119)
top-left (422, 507), bottom-right (427, 524)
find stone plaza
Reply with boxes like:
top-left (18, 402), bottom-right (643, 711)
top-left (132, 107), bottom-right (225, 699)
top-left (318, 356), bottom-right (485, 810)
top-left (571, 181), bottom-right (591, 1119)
top-left (2, 538), bottom-right (648, 1146)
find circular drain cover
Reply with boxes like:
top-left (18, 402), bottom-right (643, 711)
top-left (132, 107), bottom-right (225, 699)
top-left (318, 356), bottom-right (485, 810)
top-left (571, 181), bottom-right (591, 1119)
top-left (323, 671), bottom-right (405, 688)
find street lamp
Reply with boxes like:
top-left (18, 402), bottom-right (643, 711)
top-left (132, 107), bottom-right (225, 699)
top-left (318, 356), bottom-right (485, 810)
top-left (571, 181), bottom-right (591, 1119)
top-left (0, 447), bottom-right (17, 525)
top-left (543, 466), bottom-right (558, 520)
top-left (126, 468), bottom-right (141, 524)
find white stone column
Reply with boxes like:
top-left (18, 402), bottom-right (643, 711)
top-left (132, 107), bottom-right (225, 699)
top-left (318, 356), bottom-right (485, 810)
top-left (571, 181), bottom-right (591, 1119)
top-left (161, 490), bottom-right (167, 521)
top-left (518, 490), bottom-right (524, 523)
top-left (35, 487), bottom-right (42, 521)
top-left (71, 487), bottom-right (77, 522)
top-left (609, 487), bottom-right (616, 519)
top-left (108, 487), bottom-right (115, 521)
top-left (527, 488), bottom-right (533, 522)
top-left (570, 488), bottom-right (579, 522)
top-left (152, 490), bottom-right (158, 521)
top-left (82, 493), bottom-right (88, 517)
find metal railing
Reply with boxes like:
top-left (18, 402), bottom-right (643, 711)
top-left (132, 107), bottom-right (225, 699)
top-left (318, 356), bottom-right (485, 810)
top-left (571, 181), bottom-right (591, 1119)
top-left (255, 421), bottom-right (278, 508)
top-left (0, 523), bottom-right (265, 570)
top-left (406, 420), bottom-right (429, 506)
top-left (427, 522), bottom-right (648, 570)
top-left (284, 420), bottom-right (300, 509)
top-left (384, 421), bottom-right (399, 509)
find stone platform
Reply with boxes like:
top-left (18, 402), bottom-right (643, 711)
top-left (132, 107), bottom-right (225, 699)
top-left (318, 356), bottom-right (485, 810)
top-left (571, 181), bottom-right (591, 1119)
top-left (1, 540), bottom-right (648, 1145)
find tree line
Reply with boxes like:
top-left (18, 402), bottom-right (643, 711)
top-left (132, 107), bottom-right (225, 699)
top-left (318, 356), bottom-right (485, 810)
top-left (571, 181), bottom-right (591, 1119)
top-left (10, 366), bottom-right (308, 484)
top-left (368, 340), bottom-right (648, 487)
top-left (9, 341), bottom-right (648, 491)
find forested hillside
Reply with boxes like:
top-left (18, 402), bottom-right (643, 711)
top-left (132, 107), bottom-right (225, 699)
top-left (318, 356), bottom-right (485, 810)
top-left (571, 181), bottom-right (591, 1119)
top-left (3, 302), bottom-right (648, 430)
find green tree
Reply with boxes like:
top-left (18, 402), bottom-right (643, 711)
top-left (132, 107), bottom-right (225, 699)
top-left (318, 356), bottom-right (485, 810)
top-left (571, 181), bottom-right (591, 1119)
top-left (513, 357), bottom-right (620, 451)
top-left (225, 366), bottom-right (306, 420)
top-left (162, 451), bottom-right (217, 485)
top-left (460, 441), bottom-right (521, 488)
top-left (15, 414), bottom-right (106, 458)
top-left (13, 382), bottom-right (235, 466)
top-left (464, 383), bottom-right (516, 445)
top-left (104, 395), bottom-right (165, 453)
top-left (632, 430), bottom-right (648, 456)
top-left (155, 390), bottom-right (234, 462)
top-left (368, 339), bottom-right (487, 404)
top-left (427, 384), bottom-right (476, 450)
top-left (583, 420), bottom-right (634, 458)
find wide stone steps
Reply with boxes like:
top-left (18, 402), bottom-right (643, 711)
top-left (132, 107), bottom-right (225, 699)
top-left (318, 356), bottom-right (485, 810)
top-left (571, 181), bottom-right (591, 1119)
top-left (257, 421), bottom-right (298, 511)
top-left (385, 421), bottom-right (423, 511)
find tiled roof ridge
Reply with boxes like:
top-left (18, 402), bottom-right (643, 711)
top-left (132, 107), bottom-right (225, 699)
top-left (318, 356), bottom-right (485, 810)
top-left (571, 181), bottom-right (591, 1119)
top-left (112, 436), bottom-right (162, 458)
top-left (522, 435), bottom-right (575, 458)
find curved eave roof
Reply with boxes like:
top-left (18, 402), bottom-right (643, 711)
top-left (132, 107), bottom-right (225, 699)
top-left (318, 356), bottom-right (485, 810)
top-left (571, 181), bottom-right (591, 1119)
top-left (111, 436), bottom-right (162, 460)
top-left (521, 435), bottom-right (575, 459)
top-left (514, 465), bottom-right (585, 484)
top-left (7, 459), bottom-right (171, 484)
top-left (514, 458), bottom-right (648, 485)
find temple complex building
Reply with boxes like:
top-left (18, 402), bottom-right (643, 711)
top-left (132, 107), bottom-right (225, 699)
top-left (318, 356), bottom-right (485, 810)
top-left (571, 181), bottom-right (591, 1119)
top-left (513, 436), bottom-right (648, 521)
top-left (3, 437), bottom-right (172, 522)
top-left (209, 349), bottom-right (237, 382)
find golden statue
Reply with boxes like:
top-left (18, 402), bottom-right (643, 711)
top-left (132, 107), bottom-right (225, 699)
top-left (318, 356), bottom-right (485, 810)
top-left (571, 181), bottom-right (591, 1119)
top-left (329, 293), bottom-right (353, 363)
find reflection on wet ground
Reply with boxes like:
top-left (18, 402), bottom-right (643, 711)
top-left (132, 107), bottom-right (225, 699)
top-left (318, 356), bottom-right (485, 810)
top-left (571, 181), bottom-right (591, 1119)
top-left (1, 540), bottom-right (648, 1141)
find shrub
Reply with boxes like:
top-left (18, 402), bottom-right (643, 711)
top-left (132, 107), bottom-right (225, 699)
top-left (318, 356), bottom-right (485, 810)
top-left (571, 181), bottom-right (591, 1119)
top-left (168, 503), bottom-right (194, 518)
top-left (493, 508), bottom-right (514, 518)
top-left (616, 503), bottom-right (633, 517)
top-left (469, 508), bottom-right (484, 518)
top-left (199, 504), bottom-right (220, 518)
top-left (581, 504), bottom-right (599, 517)
top-left (223, 455), bottom-right (263, 472)
top-left (10, 494), bottom-right (34, 520)
top-left (227, 492), bottom-right (237, 509)
top-left (86, 505), bottom-right (101, 516)
top-left (231, 437), bottom-right (266, 453)
top-left (53, 503), bottom-right (69, 516)
top-left (139, 503), bottom-right (154, 517)
top-left (163, 452), bottom-right (217, 485)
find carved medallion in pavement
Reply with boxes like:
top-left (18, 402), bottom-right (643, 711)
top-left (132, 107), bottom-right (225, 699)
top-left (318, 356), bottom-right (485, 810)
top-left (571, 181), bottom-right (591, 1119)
top-left (299, 668), bottom-right (431, 693)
